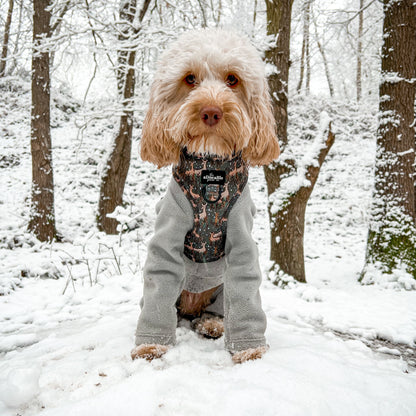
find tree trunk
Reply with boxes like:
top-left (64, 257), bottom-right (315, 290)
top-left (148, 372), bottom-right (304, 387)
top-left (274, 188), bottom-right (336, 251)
top-left (0, 0), bottom-right (14, 77)
top-left (313, 13), bottom-right (334, 97)
top-left (9, 0), bottom-right (23, 75)
top-left (97, 0), bottom-right (151, 234)
top-left (264, 0), bottom-right (293, 149)
top-left (264, 0), bottom-right (294, 277)
top-left (305, 0), bottom-right (311, 94)
top-left (264, 0), bottom-right (334, 284)
top-left (362, 0), bottom-right (416, 280)
top-left (197, 0), bottom-right (207, 28)
top-left (28, 0), bottom-right (57, 241)
top-left (356, 0), bottom-right (364, 102)
top-left (213, 0), bottom-right (222, 25)
top-left (297, 13), bottom-right (306, 93)
top-left (269, 127), bottom-right (335, 284)
top-left (296, 0), bottom-right (311, 95)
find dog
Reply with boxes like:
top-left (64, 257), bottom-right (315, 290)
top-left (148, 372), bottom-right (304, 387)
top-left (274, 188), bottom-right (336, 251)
top-left (131, 29), bottom-right (280, 364)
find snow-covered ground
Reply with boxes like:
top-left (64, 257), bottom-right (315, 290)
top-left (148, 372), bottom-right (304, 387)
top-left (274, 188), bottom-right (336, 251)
top-left (0, 80), bottom-right (415, 415)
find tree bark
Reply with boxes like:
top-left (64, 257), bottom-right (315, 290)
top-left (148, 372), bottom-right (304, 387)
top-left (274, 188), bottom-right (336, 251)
top-left (264, 0), bottom-right (334, 284)
top-left (264, 0), bottom-right (293, 150)
top-left (362, 0), bottom-right (416, 280)
top-left (28, 0), bottom-right (57, 241)
top-left (0, 0), bottom-right (14, 77)
top-left (97, 0), bottom-right (151, 234)
top-left (263, 0), bottom-right (293, 279)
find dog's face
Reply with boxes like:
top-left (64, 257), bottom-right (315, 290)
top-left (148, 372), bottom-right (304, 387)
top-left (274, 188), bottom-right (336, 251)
top-left (140, 29), bottom-right (280, 167)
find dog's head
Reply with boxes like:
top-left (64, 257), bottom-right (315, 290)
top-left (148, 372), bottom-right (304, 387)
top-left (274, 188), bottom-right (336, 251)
top-left (140, 29), bottom-right (280, 167)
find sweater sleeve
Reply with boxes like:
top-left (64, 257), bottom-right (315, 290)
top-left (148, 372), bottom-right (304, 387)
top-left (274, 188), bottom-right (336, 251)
top-left (223, 185), bottom-right (267, 352)
top-left (135, 177), bottom-right (193, 346)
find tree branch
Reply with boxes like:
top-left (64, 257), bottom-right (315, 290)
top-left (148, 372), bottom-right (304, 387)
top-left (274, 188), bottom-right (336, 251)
top-left (138, 0), bottom-right (152, 24)
top-left (305, 123), bottom-right (335, 190)
top-left (50, 0), bottom-right (71, 35)
top-left (331, 0), bottom-right (376, 26)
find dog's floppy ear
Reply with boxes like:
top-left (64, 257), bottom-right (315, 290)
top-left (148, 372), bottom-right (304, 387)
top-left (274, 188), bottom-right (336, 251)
top-left (140, 96), bottom-right (181, 168)
top-left (243, 80), bottom-right (280, 166)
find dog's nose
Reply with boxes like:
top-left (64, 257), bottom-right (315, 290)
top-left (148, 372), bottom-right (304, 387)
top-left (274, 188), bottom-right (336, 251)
top-left (200, 106), bottom-right (223, 127)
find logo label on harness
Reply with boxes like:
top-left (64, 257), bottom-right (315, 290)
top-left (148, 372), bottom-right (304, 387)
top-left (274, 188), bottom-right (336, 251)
top-left (201, 170), bottom-right (226, 185)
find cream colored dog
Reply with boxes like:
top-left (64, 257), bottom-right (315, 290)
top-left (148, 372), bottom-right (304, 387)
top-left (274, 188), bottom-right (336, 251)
top-left (132, 29), bottom-right (279, 364)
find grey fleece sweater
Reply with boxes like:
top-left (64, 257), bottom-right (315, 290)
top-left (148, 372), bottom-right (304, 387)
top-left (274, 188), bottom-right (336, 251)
top-left (135, 177), bottom-right (267, 353)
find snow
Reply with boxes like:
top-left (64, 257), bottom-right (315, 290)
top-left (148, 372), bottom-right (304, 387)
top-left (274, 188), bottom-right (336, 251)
top-left (1, 81), bottom-right (416, 415)
top-left (0, 367), bottom-right (41, 408)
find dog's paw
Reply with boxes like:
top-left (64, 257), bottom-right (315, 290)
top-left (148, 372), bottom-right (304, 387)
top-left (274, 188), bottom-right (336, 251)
top-left (131, 344), bottom-right (169, 361)
top-left (192, 316), bottom-right (224, 339)
top-left (231, 346), bottom-right (268, 364)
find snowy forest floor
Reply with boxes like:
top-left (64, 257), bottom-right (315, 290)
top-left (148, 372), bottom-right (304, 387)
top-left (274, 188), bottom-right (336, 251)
top-left (0, 78), bottom-right (415, 415)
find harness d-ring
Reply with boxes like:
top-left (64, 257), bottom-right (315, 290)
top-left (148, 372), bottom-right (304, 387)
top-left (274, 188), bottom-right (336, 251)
top-left (202, 185), bottom-right (223, 203)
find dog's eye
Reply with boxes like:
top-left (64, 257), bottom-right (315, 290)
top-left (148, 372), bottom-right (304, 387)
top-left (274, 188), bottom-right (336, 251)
top-left (226, 74), bottom-right (239, 87)
top-left (184, 74), bottom-right (196, 86)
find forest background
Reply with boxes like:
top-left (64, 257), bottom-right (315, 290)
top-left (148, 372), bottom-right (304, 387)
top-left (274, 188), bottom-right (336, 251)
top-left (0, 0), bottom-right (415, 415)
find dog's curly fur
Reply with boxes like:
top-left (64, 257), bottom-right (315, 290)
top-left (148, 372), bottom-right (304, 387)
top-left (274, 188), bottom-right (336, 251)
top-left (178, 286), bottom-right (219, 318)
top-left (133, 29), bottom-right (279, 364)
top-left (140, 29), bottom-right (279, 168)
top-left (131, 344), bottom-right (169, 361)
top-left (193, 316), bottom-right (225, 339)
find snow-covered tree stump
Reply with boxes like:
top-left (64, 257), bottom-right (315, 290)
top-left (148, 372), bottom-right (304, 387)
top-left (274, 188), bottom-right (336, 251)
top-left (265, 113), bottom-right (335, 285)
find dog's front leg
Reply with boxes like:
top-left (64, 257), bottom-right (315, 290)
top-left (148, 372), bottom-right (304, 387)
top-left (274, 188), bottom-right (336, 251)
top-left (133, 179), bottom-right (194, 360)
top-left (223, 186), bottom-right (268, 363)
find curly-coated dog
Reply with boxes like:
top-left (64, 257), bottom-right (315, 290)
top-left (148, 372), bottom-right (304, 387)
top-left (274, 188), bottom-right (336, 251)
top-left (131, 29), bottom-right (280, 364)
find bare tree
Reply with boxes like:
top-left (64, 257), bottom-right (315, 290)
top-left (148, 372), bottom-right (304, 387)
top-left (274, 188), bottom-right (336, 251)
top-left (264, 0), bottom-right (335, 284)
top-left (296, 0), bottom-right (311, 94)
top-left (361, 0), bottom-right (416, 281)
top-left (0, 0), bottom-right (14, 77)
top-left (211, 0), bottom-right (222, 25)
top-left (326, 0), bottom-right (381, 101)
top-left (253, 0), bottom-right (258, 27)
top-left (28, 0), bottom-right (56, 241)
top-left (8, 0), bottom-right (25, 75)
top-left (28, 0), bottom-right (71, 241)
top-left (356, 0), bottom-right (364, 102)
top-left (197, 0), bottom-right (208, 27)
top-left (97, 0), bottom-right (152, 234)
top-left (312, 11), bottom-right (334, 97)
